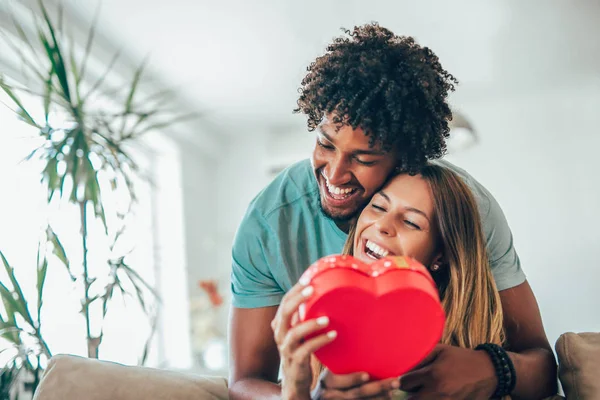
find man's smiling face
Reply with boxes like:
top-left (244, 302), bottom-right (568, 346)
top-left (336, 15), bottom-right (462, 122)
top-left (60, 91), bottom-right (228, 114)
top-left (311, 115), bottom-right (397, 224)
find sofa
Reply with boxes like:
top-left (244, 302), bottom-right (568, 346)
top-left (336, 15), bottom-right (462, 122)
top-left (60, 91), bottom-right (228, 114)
top-left (32, 332), bottom-right (599, 400)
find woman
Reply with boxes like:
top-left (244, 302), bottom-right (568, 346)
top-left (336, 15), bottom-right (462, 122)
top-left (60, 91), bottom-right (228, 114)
top-left (273, 164), bottom-right (551, 399)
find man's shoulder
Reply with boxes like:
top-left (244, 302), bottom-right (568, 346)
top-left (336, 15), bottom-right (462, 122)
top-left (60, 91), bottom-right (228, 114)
top-left (249, 159), bottom-right (320, 221)
top-left (433, 159), bottom-right (492, 216)
top-left (434, 158), bottom-right (526, 289)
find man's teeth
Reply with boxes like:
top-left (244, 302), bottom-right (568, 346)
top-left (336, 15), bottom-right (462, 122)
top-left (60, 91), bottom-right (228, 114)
top-left (326, 181), bottom-right (354, 196)
top-left (366, 240), bottom-right (389, 258)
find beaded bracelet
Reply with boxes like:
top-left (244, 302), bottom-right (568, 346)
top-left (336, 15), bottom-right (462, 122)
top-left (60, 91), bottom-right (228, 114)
top-left (475, 343), bottom-right (517, 398)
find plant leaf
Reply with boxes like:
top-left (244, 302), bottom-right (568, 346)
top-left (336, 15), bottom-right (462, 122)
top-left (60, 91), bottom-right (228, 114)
top-left (43, 65), bottom-right (55, 124)
top-left (96, 199), bottom-right (108, 236)
top-left (0, 287), bottom-right (17, 325)
top-left (138, 313), bottom-right (158, 366)
top-left (23, 146), bottom-right (42, 163)
top-left (125, 112), bottom-right (153, 137)
top-left (0, 359), bottom-right (24, 398)
top-left (0, 284), bottom-right (25, 345)
top-left (0, 30), bottom-right (46, 82)
top-left (9, 11), bottom-right (44, 68)
top-left (42, 156), bottom-right (59, 201)
top-left (137, 88), bottom-right (176, 109)
top-left (0, 342), bottom-right (19, 358)
top-left (85, 167), bottom-right (108, 235)
top-left (36, 247), bottom-right (48, 322)
top-left (79, 295), bottom-right (101, 315)
top-left (38, 0), bottom-right (72, 104)
top-left (0, 316), bottom-right (21, 345)
top-left (46, 226), bottom-right (75, 281)
top-left (56, 0), bottom-right (65, 38)
top-left (119, 262), bottom-right (160, 305)
top-left (0, 79), bottom-right (40, 128)
top-left (68, 32), bottom-right (80, 100)
top-left (82, 49), bottom-right (122, 103)
top-left (123, 264), bottom-right (158, 296)
top-left (132, 112), bottom-right (198, 136)
top-left (78, 1), bottom-right (102, 86)
top-left (0, 251), bottom-right (35, 327)
top-left (124, 58), bottom-right (148, 114)
top-left (101, 282), bottom-right (115, 319)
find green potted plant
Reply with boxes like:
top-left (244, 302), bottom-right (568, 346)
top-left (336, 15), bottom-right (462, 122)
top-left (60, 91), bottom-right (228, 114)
top-left (0, 1), bottom-right (193, 396)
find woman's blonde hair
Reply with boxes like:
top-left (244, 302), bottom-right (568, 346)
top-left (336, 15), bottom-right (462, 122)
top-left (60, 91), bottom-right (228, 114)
top-left (311, 164), bottom-right (504, 387)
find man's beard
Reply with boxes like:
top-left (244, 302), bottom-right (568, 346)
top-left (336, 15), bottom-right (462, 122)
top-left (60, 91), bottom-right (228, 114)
top-left (318, 195), bottom-right (361, 224)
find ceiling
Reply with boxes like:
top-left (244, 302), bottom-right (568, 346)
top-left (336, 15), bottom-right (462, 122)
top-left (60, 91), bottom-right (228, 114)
top-left (68, 0), bottom-right (600, 134)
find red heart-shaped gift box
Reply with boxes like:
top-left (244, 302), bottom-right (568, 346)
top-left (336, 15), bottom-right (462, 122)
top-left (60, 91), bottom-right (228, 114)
top-left (299, 255), bottom-right (445, 379)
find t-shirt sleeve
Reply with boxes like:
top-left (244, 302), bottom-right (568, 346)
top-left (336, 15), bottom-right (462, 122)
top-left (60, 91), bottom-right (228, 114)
top-left (230, 206), bottom-right (285, 308)
top-left (481, 188), bottom-right (527, 291)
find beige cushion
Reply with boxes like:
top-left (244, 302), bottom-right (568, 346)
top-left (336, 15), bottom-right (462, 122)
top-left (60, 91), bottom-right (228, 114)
top-left (33, 354), bottom-right (228, 400)
top-left (555, 332), bottom-right (600, 399)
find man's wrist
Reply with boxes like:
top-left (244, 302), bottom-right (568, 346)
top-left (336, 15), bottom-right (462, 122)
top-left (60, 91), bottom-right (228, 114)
top-left (475, 343), bottom-right (518, 397)
top-left (474, 348), bottom-right (500, 395)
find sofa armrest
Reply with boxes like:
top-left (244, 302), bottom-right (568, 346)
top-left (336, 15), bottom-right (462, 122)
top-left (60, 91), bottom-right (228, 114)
top-left (33, 355), bottom-right (228, 400)
top-left (556, 332), bottom-right (600, 400)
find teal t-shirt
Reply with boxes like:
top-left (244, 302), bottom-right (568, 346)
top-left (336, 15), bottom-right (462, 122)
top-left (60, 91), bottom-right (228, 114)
top-left (230, 159), bottom-right (526, 308)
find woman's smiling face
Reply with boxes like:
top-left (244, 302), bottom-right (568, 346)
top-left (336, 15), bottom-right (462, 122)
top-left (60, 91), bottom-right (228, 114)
top-left (353, 173), bottom-right (442, 268)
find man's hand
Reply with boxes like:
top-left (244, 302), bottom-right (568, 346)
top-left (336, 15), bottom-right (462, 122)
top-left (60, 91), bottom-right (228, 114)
top-left (400, 344), bottom-right (497, 399)
top-left (315, 369), bottom-right (401, 399)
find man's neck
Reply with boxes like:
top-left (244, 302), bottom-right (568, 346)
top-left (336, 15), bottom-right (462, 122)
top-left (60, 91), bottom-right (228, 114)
top-left (335, 219), bottom-right (351, 233)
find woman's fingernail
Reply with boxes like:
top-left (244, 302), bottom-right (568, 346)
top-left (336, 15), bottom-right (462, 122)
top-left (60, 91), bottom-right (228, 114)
top-left (299, 276), bottom-right (310, 286)
top-left (391, 380), bottom-right (400, 389)
top-left (327, 330), bottom-right (337, 339)
top-left (301, 286), bottom-right (314, 297)
top-left (316, 316), bottom-right (329, 326)
top-left (362, 373), bottom-right (370, 382)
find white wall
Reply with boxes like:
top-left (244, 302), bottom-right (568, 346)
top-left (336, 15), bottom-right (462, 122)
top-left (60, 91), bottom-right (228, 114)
top-left (180, 145), bottom-right (220, 296)
top-left (446, 78), bottom-right (600, 347)
top-left (215, 130), bottom-right (271, 315)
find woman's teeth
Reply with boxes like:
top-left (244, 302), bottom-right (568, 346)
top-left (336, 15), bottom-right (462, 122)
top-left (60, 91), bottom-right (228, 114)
top-left (365, 240), bottom-right (389, 259)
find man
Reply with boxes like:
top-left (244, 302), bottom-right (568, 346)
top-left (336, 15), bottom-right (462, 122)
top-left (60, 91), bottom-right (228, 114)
top-left (229, 23), bottom-right (556, 399)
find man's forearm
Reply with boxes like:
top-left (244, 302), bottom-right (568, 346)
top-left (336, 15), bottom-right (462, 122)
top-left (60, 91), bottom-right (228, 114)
top-left (509, 348), bottom-right (558, 399)
top-left (229, 378), bottom-right (282, 400)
